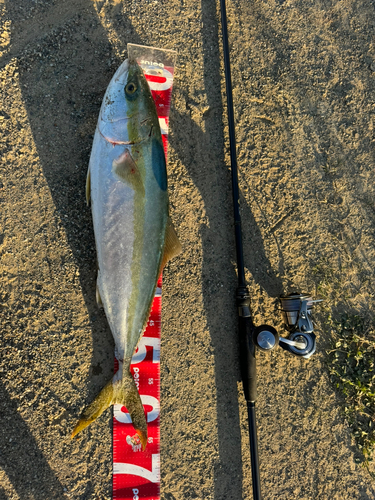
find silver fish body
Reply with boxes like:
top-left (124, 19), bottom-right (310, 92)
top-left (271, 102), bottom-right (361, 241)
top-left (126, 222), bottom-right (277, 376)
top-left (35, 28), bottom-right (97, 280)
top-left (72, 58), bottom-right (180, 447)
top-left (90, 90), bottom-right (168, 362)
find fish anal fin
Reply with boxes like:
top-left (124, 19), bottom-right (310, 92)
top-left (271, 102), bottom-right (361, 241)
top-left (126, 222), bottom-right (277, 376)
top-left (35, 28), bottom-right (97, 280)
top-left (86, 167), bottom-right (91, 205)
top-left (161, 217), bottom-right (182, 269)
top-left (112, 149), bottom-right (145, 196)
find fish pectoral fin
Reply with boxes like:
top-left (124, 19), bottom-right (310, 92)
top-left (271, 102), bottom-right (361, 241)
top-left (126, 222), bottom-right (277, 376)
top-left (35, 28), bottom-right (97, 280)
top-left (71, 370), bottom-right (147, 450)
top-left (86, 166), bottom-right (91, 205)
top-left (161, 217), bottom-right (182, 269)
top-left (112, 149), bottom-right (145, 196)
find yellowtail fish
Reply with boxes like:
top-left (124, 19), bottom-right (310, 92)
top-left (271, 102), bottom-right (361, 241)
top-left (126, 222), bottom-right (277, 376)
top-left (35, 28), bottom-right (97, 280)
top-left (71, 58), bottom-right (181, 448)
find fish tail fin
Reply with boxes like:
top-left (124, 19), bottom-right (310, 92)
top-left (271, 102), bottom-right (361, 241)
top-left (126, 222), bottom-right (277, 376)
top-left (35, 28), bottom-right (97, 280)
top-left (115, 369), bottom-right (148, 450)
top-left (71, 379), bottom-right (113, 439)
top-left (71, 370), bottom-right (147, 449)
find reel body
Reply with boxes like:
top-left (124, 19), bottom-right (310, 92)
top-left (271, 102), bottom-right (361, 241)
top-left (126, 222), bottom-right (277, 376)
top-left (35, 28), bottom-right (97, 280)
top-left (253, 294), bottom-right (321, 359)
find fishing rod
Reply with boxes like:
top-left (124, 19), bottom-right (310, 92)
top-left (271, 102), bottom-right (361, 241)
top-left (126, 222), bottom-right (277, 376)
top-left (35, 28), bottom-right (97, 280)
top-left (218, 1), bottom-right (321, 498)
top-left (218, 0), bottom-right (261, 496)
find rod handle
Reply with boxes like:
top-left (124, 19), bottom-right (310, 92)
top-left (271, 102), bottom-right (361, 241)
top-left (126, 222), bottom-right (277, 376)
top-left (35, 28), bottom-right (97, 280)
top-left (238, 315), bottom-right (257, 403)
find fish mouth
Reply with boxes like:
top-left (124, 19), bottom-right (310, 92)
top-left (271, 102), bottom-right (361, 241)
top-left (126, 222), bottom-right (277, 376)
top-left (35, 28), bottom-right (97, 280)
top-left (112, 59), bottom-right (130, 85)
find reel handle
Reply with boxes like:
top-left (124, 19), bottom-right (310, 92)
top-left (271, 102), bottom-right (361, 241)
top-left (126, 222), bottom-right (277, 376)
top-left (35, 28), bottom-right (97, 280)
top-left (278, 332), bottom-right (316, 359)
top-left (252, 326), bottom-right (317, 359)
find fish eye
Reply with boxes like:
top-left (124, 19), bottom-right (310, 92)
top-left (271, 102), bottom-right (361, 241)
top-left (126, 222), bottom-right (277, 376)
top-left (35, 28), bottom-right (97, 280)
top-left (125, 81), bottom-right (138, 96)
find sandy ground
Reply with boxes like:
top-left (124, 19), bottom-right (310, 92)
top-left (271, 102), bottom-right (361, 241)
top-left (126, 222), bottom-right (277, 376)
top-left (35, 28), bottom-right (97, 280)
top-left (1, 0), bottom-right (375, 499)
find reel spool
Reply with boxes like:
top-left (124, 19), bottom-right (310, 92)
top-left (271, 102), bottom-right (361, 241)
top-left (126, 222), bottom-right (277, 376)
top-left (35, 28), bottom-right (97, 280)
top-left (280, 293), bottom-right (314, 333)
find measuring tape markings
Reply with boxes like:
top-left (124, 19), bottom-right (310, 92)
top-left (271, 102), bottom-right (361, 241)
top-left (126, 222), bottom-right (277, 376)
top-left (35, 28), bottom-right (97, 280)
top-left (113, 63), bottom-right (175, 500)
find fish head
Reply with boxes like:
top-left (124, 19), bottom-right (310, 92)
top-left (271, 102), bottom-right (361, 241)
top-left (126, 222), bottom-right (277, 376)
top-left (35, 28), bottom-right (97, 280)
top-left (99, 58), bottom-right (158, 145)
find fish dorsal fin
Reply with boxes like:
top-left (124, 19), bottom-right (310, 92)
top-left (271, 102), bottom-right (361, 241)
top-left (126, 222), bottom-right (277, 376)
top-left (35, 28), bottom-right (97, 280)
top-left (112, 149), bottom-right (145, 195)
top-left (161, 217), bottom-right (182, 269)
top-left (86, 166), bottom-right (91, 205)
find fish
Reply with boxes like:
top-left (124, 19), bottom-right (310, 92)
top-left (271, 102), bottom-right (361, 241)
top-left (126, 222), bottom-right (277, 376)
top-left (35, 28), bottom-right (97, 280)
top-left (71, 58), bottom-right (181, 448)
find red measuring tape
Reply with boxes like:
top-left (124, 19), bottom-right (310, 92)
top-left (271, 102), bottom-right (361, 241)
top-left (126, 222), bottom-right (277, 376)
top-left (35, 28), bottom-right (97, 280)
top-left (113, 45), bottom-right (176, 500)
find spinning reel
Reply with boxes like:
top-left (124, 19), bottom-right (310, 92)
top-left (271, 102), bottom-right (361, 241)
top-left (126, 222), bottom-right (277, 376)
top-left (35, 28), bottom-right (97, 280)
top-left (253, 294), bottom-right (322, 359)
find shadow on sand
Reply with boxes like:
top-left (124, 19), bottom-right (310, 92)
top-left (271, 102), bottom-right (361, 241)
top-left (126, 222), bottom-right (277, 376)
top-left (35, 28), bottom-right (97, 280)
top-left (2, 0), bottom-right (285, 498)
